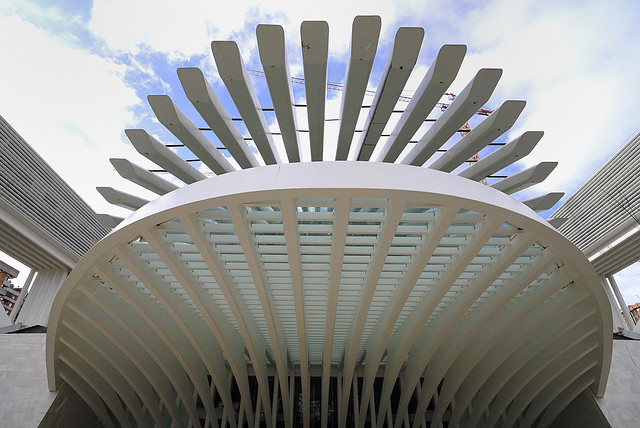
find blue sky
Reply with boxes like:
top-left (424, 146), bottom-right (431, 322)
top-left (1, 0), bottom-right (640, 302)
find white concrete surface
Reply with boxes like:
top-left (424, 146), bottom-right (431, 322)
top-left (0, 334), bottom-right (56, 428)
top-left (596, 340), bottom-right (640, 427)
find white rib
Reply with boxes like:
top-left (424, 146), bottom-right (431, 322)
top-left (490, 161), bottom-right (558, 194)
top-left (59, 368), bottom-right (116, 428)
top-left (181, 213), bottom-right (274, 427)
top-left (458, 130), bottom-right (544, 181)
top-left (402, 68), bottom-right (502, 166)
top-left (281, 201), bottom-right (310, 427)
top-left (335, 15), bottom-right (381, 160)
top-left (178, 67), bottom-right (259, 169)
top-left (97, 256), bottom-right (223, 427)
top-left (393, 232), bottom-right (543, 428)
top-left (301, 21), bottom-right (329, 162)
top-left (505, 354), bottom-right (598, 427)
top-left (148, 94), bottom-right (235, 175)
top-left (428, 99), bottom-right (526, 172)
top-left (59, 332), bottom-right (148, 427)
top-left (537, 376), bottom-right (595, 427)
top-left (357, 206), bottom-right (458, 424)
top-left (96, 187), bottom-right (149, 210)
top-left (95, 213), bottom-right (123, 229)
top-left (479, 304), bottom-right (597, 427)
top-left (321, 198), bottom-right (350, 428)
top-left (211, 41), bottom-right (281, 165)
top-left (110, 158), bottom-right (179, 195)
top-left (125, 128), bottom-right (206, 184)
top-left (464, 316), bottom-right (596, 427)
top-left (257, 24), bottom-right (300, 163)
top-left (62, 309), bottom-right (165, 427)
top-left (58, 352), bottom-right (131, 427)
top-left (142, 227), bottom-right (255, 427)
top-left (229, 203), bottom-right (292, 428)
top-left (377, 44), bottom-right (466, 163)
top-left (69, 294), bottom-right (182, 425)
top-left (523, 192), bottom-right (565, 211)
top-left (354, 27), bottom-right (424, 161)
top-left (338, 201), bottom-right (407, 427)
top-left (420, 263), bottom-right (579, 427)
top-left (375, 216), bottom-right (504, 427)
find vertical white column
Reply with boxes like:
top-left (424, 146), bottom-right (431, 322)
top-left (600, 275), bottom-right (627, 332)
top-left (9, 269), bottom-right (35, 324)
top-left (607, 275), bottom-right (635, 329)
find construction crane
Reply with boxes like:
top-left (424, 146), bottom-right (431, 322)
top-left (247, 69), bottom-right (493, 115)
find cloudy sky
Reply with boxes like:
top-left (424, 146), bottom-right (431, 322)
top-left (1, 0), bottom-right (640, 302)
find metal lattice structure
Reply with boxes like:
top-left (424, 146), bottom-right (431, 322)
top-left (46, 16), bottom-right (611, 428)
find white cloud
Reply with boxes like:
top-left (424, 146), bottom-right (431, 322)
top-left (449, 0), bottom-right (640, 198)
top-left (0, 12), bottom-right (149, 218)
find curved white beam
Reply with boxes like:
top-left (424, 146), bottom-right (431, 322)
top-left (401, 68), bottom-right (502, 166)
top-left (422, 265), bottom-right (582, 427)
top-left (335, 15), bottom-right (381, 160)
top-left (62, 310), bottom-right (165, 427)
top-left (142, 226), bottom-right (255, 427)
top-left (148, 95), bottom-right (235, 175)
top-left (58, 353), bottom-right (131, 427)
top-left (59, 333), bottom-right (148, 427)
top-left (483, 320), bottom-right (598, 426)
top-left (454, 308), bottom-right (597, 426)
top-left (211, 41), bottom-right (281, 165)
top-left (428, 99), bottom-right (526, 172)
top-left (69, 294), bottom-right (183, 425)
top-left (59, 368), bottom-right (116, 428)
top-left (178, 67), bottom-right (259, 169)
top-left (375, 215), bottom-right (505, 426)
top-left (537, 376), bottom-right (595, 427)
top-left (320, 197), bottom-right (350, 428)
top-left (356, 206), bottom-right (459, 424)
top-left (257, 24), bottom-right (300, 163)
top-left (125, 128), bottom-right (206, 184)
top-left (394, 231), bottom-right (544, 428)
top-left (354, 27), bottom-right (424, 161)
top-left (301, 21), bottom-right (329, 162)
top-left (102, 250), bottom-right (232, 428)
top-left (110, 158), bottom-right (179, 195)
top-left (90, 263), bottom-right (209, 427)
top-left (281, 201), bottom-right (310, 427)
top-left (504, 352), bottom-right (598, 427)
top-left (338, 201), bottom-right (407, 427)
top-left (181, 213), bottom-right (274, 427)
top-left (229, 203), bottom-right (292, 427)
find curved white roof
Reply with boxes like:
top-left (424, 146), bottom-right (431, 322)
top-left (46, 16), bottom-right (611, 428)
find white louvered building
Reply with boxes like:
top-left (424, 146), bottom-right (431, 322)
top-left (552, 130), bottom-right (640, 335)
top-left (0, 115), bottom-right (109, 327)
top-left (45, 17), bottom-right (612, 428)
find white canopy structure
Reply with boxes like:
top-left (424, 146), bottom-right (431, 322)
top-left (46, 16), bottom-right (612, 428)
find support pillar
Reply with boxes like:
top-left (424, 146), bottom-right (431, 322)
top-left (9, 269), bottom-right (35, 324)
top-left (607, 275), bottom-right (635, 329)
top-left (600, 275), bottom-right (626, 332)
